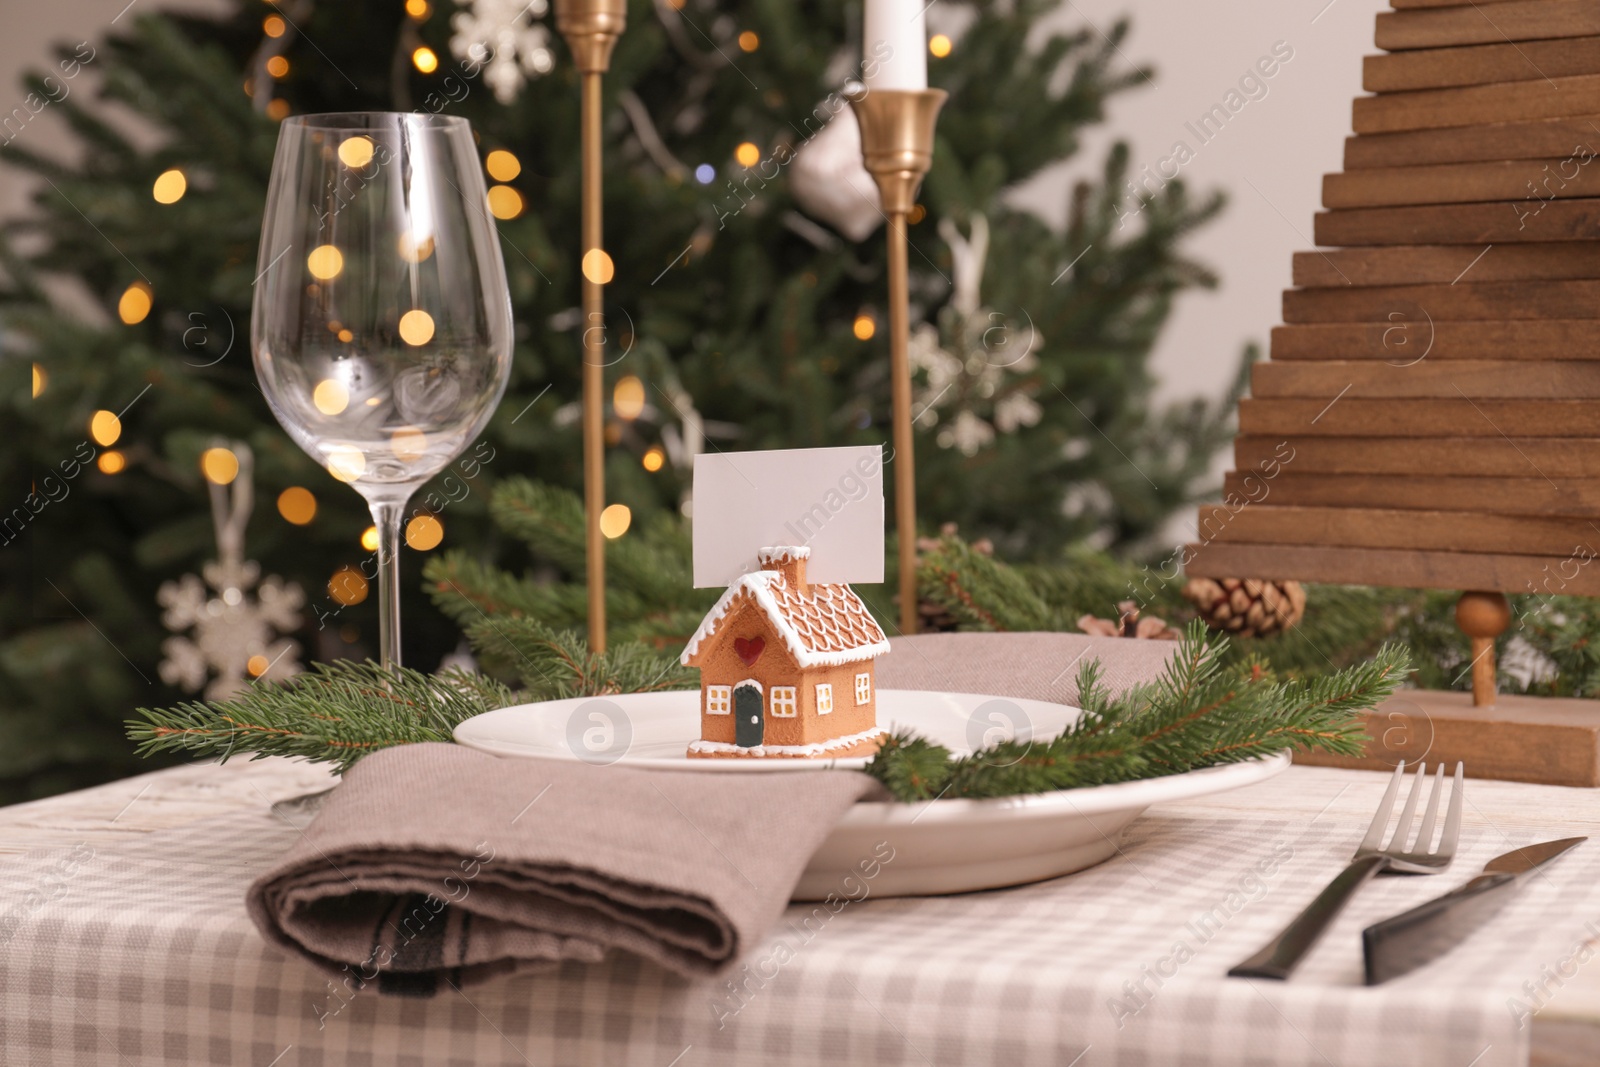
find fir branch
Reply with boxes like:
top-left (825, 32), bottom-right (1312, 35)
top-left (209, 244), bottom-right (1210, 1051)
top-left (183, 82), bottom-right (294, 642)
top-left (126, 663), bottom-right (518, 773)
top-left (462, 617), bottom-right (697, 699)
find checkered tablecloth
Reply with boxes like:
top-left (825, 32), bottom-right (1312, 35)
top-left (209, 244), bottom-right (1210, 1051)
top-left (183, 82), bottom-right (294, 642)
top-left (2, 757), bottom-right (1599, 1066)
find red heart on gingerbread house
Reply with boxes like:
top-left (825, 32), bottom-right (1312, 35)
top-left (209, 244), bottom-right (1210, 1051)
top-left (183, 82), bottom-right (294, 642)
top-left (733, 636), bottom-right (765, 666)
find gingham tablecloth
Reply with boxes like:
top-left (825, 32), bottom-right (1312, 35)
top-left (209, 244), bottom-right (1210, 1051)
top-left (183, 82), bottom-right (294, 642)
top-left (2, 756), bottom-right (1599, 1066)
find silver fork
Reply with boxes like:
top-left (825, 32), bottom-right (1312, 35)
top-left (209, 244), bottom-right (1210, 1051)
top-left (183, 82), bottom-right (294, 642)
top-left (1229, 760), bottom-right (1464, 980)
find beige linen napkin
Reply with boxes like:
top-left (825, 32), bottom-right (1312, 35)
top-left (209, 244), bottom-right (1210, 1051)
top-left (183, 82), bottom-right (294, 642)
top-left (247, 633), bottom-right (1171, 993)
top-left (247, 742), bottom-right (884, 992)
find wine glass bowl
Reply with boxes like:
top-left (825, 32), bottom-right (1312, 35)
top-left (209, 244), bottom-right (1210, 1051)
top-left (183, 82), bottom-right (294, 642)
top-left (252, 113), bottom-right (513, 664)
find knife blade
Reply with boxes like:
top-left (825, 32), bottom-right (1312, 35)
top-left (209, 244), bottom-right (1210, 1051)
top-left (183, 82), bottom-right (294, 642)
top-left (1363, 837), bottom-right (1586, 985)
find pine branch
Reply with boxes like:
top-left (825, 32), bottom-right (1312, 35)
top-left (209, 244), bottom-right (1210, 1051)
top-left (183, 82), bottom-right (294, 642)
top-left (461, 617), bottom-right (696, 698)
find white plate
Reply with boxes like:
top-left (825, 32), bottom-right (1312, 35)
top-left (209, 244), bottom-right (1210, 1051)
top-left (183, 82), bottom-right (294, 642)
top-left (453, 690), bottom-right (1290, 898)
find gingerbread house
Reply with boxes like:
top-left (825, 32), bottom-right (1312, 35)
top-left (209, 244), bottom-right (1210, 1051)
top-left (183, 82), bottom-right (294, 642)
top-left (680, 546), bottom-right (890, 758)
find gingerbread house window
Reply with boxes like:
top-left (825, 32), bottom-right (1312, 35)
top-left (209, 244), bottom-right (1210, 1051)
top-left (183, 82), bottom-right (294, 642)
top-left (771, 686), bottom-right (798, 717)
top-left (705, 685), bottom-right (731, 715)
top-left (855, 672), bottom-right (871, 705)
top-left (816, 683), bottom-right (833, 715)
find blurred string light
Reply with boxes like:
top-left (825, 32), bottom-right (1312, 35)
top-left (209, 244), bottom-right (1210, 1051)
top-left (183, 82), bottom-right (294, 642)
top-left (266, 99), bottom-right (290, 121)
top-left (735, 142), bottom-right (760, 168)
top-left (326, 445), bottom-right (366, 483)
top-left (398, 231), bottom-right (435, 262)
top-left (738, 31), bottom-right (759, 52)
top-left (405, 0), bottom-right (430, 18)
top-left (97, 450), bottom-right (126, 475)
top-left (391, 426), bottom-right (428, 462)
top-left (152, 169), bottom-right (187, 204)
top-left (246, 655), bottom-right (270, 677)
top-left (642, 445), bottom-right (665, 472)
top-left (908, 203), bottom-right (927, 224)
top-left (929, 34), bottom-right (953, 58)
top-left (312, 379), bottom-right (349, 415)
top-left (398, 309), bottom-right (435, 345)
top-left (599, 503), bottom-right (631, 539)
top-left (118, 283), bottom-right (152, 325)
top-left (200, 447), bottom-right (240, 485)
top-left (263, 15), bottom-right (286, 37)
top-left (694, 164), bottom-right (715, 184)
top-left (360, 525), bottom-right (379, 551)
top-left (277, 486), bottom-right (316, 525)
top-left (406, 514), bottom-right (444, 550)
top-left (485, 149), bottom-right (521, 181)
top-left (853, 314), bottom-right (876, 341)
top-left (581, 248), bottom-right (614, 285)
top-left (89, 410), bottom-right (121, 447)
top-left (306, 244), bottom-right (343, 280)
top-left (32, 364), bottom-right (45, 398)
top-left (613, 375), bottom-right (645, 420)
top-left (412, 47), bottom-right (439, 74)
top-left (328, 565), bottom-right (368, 606)
top-left (487, 185), bottom-right (524, 219)
top-left (338, 135), bottom-right (374, 168)
top-left (266, 55), bottom-right (290, 78)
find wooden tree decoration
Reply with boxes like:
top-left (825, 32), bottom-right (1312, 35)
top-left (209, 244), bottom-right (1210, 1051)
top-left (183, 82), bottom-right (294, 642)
top-left (1186, 0), bottom-right (1600, 708)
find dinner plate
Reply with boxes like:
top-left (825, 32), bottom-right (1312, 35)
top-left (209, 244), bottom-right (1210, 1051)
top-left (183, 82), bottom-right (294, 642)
top-left (453, 689), bottom-right (1290, 898)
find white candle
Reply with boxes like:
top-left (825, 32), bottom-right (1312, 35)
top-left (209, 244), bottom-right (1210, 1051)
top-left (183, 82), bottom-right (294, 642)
top-left (863, 0), bottom-right (927, 91)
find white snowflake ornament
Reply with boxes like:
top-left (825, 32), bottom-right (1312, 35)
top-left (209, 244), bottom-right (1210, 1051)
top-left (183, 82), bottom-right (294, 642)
top-left (450, 0), bottom-right (555, 105)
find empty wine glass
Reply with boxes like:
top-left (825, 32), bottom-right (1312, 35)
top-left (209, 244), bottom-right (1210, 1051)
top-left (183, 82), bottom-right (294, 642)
top-left (252, 113), bottom-right (512, 667)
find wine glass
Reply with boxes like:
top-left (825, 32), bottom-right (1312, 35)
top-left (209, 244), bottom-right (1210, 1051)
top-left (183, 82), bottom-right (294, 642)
top-left (252, 113), bottom-right (512, 668)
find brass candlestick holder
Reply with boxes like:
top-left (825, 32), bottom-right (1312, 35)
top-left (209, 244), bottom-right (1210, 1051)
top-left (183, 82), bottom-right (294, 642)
top-left (851, 87), bottom-right (946, 635)
top-left (555, 0), bottom-right (626, 653)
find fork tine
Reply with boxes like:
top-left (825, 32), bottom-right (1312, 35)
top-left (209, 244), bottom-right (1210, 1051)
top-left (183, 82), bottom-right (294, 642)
top-left (1436, 762), bottom-right (1466, 858)
top-left (1414, 763), bottom-right (1446, 853)
top-left (1359, 761), bottom-right (1407, 852)
top-left (1387, 762), bottom-right (1428, 850)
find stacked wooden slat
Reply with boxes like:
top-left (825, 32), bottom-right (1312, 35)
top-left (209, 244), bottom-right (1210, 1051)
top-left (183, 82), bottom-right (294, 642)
top-left (1186, 0), bottom-right (1600, 596)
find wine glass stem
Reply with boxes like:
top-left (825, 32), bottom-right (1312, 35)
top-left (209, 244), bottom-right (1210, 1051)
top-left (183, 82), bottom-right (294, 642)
top-left (369, 500), bottom-right (405, 669)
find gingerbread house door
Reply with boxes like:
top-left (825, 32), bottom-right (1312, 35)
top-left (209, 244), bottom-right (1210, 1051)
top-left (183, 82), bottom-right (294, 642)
top-left (734, 682), bottom-right (763, 747)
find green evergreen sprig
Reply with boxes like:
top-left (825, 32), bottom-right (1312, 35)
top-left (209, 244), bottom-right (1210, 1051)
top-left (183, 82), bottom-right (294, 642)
top-left (863, 622), bottom-right (1408, 801)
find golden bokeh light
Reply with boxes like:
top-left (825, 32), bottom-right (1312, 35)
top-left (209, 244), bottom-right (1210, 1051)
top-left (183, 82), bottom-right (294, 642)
top-left (337, 135), bottom-right (374, 168)
top-left (485, 149), bottom-right (521, 182)
top-left (405, 0), bottom-right (430, 17)
top-left (398, 309), bottom-right (435, 346)
top-left (581, 248), bottom-right (615, 285)
top-left (266, 99), bottom-right (291, 121)
top-left (32, 364), bottom-right (45, 399)
top-left (929, 34), bottom-right (953, 58)
top-left (152, 169), bottom-right (187, 204)
top-left (277, 486), bottom-right (317, 525)
top-left (412, 47), bottom-right (439, 74)
top-left (360, 525), bottom-right (380, 552)
top-left (642, 445), bottom-right (666, 472)
top-left (200, 447), bottom-right (240, 485)
top-left (599, 503), bottom-right (632, 539)
top-left (735, 142), bottom-right (760, 168)
top-left (853, 314), bottom-right (876, 341)
top-left (398, 231), bottom-right (434, 262)
top-left (97, 450), bottom-right (126, 475)
top-left (908, 203), bottom-right (927, 224)
top-left (613, 375), bottom-right (645, 420)
top-left (738, 30), bottom-right (759, 52)
top-left (306, 244), bottom-right (343, 280)
top-left (328, 566), bottom-right (369, 606)
top-left (390, 426), bottom-right (428, 462)
top-left (338, 329), bottom-right (354, 343)
top-left (118, 283), bottom-right (152, 325)
top-left (487, 185), bottom-right (524, 220)
top-left (89, 410), bottom-right (122, 447)
top-left (326, 445), bottom-right (367, 483)
top-left (406, 513), bottom-right (444, 550)
top-left (263, 15), bottom-right (286, 36)
top-left (246, 654), bottom-right (270, 677)
top-left (312, 378), bottom-right (350, 415)
top-left (266, 55), bottom-right (290, 78)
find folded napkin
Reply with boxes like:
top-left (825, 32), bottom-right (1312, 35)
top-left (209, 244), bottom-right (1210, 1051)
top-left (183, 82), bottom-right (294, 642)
top-left (246, 742), bottom-right (884, 992)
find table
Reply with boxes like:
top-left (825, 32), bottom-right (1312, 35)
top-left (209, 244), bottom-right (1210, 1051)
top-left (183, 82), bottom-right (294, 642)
top-left (1, 756), bottom-right (1597, 1066)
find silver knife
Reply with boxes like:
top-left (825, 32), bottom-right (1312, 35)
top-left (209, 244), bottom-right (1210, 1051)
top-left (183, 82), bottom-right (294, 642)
top-left (1362, 836), bottom-right (1586, 985)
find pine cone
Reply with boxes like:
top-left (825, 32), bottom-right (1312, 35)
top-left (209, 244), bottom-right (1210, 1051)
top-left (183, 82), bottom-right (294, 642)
top-left (1182, 577), bottom-right (1306, 638)
top-left (1077, 600), bottom-right (1180, 640)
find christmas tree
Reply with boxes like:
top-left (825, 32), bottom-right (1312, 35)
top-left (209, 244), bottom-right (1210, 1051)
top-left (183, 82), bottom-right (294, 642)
top-left (4, 0), bottom-right (1243, 801)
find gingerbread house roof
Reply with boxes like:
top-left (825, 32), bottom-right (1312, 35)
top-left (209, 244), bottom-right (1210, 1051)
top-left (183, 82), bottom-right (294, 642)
top-left (681, 547), bottom-right (890, 669)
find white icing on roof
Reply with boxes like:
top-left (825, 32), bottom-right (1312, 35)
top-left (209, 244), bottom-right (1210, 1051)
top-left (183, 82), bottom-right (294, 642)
top-left (681, 568), bottom-right (890, 669)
